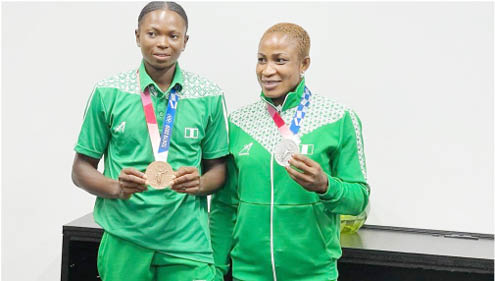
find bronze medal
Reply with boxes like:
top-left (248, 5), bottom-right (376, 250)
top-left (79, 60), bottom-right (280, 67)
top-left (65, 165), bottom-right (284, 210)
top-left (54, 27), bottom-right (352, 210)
top-left (145, 161), bottom-right (174, 189)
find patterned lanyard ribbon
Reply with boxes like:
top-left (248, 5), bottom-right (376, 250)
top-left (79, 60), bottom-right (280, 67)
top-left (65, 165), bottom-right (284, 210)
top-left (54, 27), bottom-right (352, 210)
top-left (137, 70), bottom-right (180, 162)
top-left (266, 86), bottom-right (312, 140)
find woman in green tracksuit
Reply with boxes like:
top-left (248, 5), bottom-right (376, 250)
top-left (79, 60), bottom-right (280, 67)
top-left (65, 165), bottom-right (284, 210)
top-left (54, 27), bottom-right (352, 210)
top-left (210, 23), bottom-right (370, 281)
top-left (72, 2), bottom-right (228, 280)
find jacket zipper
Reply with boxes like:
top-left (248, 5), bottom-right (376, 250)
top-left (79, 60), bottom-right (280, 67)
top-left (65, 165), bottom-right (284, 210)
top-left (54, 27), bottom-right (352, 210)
top-left (263, 93), bottom-right (290, 113)
top-left (266, 92), bottom-right (291, 281)
top-left (270, 153), bottom-right (278, 281)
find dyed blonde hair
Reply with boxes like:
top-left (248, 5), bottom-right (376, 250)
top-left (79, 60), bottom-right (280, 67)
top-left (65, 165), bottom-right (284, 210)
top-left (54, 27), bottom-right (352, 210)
top-left (262, 22), bottom-right (310, 60)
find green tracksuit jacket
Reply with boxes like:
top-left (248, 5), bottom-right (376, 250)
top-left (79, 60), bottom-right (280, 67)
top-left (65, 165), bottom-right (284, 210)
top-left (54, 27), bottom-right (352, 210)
top-left (210, 80), bottom-right (370, 281)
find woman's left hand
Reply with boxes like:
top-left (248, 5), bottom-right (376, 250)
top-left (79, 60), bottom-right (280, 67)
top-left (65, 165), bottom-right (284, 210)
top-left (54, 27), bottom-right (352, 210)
top-left (286, 154), bottom-right (328, 194)
top-left (170, 167), bottom-right (204, 195)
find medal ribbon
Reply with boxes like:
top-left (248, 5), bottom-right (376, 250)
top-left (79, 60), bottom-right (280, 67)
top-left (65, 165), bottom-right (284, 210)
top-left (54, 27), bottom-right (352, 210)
top-left (266, 86), bottom-right (312, 139)
top-left (138, 70), bottom-right (180, 162)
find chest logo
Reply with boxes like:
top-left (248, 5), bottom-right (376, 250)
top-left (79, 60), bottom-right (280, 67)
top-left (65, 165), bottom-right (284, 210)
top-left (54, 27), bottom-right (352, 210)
top-left (184, 128), bottom-right (199, 139)
top-left (239, 142), bottom-right (253, 156)
top-left (114, 121), bottom-right (126, 133)
top-left (300, 144), bottom-right (314, 155)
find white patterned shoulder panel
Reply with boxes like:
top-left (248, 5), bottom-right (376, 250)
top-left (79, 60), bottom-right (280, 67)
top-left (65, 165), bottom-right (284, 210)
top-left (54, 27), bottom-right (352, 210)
top-left (180, 70), bottom-right (223, 99)
top-left (299, 93), bottom-right (346, 135)
top-left (230, 93), bottom-right (345, 152)
top-left (230, 93), bottom-right (367, 180)
top-left (94, 69), bottom-right (223, 99)
top-left (230, 100), bottom-right (277, 151)
top-left (96, 69), bottom-right (139, 94)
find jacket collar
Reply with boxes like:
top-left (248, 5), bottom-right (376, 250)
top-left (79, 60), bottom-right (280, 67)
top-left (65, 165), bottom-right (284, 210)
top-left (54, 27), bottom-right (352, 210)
top-left (138, 60), bottom-right (184, 97)
top-left (260, 78), bottom-right (305, 111)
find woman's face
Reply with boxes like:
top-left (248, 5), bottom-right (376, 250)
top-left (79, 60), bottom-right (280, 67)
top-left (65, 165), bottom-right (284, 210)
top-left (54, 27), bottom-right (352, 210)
top-left (135, 9), bottom-right (188, 71)
top-left (256, 32), bottom-right (309, 101)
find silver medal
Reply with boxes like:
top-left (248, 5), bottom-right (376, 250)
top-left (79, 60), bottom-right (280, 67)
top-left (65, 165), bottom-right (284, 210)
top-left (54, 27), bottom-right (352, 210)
top-left (274, 138), bottom-right (299, 166)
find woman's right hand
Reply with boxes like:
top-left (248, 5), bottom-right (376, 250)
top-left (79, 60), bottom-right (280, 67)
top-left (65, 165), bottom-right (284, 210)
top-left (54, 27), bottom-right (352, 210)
top-left (116, 168), bottom-right (148, 199)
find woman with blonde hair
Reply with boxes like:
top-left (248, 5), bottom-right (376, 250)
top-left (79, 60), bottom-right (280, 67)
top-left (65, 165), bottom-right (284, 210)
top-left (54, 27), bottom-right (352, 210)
top-left (210, 22), bottom-right (370, 281)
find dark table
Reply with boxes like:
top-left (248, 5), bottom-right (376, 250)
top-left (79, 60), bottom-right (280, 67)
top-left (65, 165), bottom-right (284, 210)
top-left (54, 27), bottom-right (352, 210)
top-left (61, 213), bottom-right (494, 281)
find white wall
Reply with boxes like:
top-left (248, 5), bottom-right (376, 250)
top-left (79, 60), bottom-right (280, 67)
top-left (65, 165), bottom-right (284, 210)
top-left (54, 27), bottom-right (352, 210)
top-left (2, 2), bottom-right (493, 280)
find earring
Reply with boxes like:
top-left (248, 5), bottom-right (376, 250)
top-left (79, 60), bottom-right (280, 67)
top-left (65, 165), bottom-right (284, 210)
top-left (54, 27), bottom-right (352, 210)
top-left (300, 72), bottom-right (305, 78)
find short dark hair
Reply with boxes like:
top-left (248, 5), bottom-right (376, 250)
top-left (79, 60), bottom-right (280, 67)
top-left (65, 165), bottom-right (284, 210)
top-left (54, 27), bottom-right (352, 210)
top-left (138, 1), bottom-right (188, 32)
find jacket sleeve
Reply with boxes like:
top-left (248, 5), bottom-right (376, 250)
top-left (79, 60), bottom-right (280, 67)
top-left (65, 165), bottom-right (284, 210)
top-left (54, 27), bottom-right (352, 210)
top-left (319, 109), bottom-right (370, 215)
top-left (209, 154), bottom-right (239, 280)
top-left (74, 86), bottom-right (111, 159)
